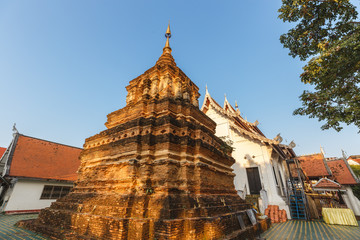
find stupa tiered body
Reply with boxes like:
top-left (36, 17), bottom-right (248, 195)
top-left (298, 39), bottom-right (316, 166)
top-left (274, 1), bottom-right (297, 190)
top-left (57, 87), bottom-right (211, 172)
top-left (25, 26), bottom-right (268, 239)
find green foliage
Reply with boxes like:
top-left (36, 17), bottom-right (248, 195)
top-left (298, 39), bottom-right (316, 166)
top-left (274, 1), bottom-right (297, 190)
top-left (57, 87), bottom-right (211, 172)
top-left (279, 0), bottom-right (360, 131)
top-left (353, 186), bottom-right (360, 201)
top-left (350, 165), bottom-right (360, 199)
top-left (350, 165), bottom-right (360, 177)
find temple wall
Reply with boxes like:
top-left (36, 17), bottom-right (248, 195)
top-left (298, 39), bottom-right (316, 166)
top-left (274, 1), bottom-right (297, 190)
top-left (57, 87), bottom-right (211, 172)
top-left (3, 179), bottom-right (73, 213)
top-left (344, 186), bottom-right (360, 216)
top-left (205, 107), bottom-right (290, 217)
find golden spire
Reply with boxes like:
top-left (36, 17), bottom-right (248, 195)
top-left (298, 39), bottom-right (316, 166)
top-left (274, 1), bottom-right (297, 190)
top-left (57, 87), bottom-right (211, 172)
top-left (165, 21), bottom-right (171, 48)
top-left (156, 22), bottom-right (175, 66)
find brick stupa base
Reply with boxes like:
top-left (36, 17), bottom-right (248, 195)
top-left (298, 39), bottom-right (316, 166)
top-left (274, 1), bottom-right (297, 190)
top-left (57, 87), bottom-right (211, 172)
top-left (22, 27), bottom-right (270, 239)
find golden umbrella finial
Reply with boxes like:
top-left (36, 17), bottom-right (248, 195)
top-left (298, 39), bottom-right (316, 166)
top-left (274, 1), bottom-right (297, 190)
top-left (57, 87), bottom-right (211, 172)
top-left (165, 21), bottom-right (171, 48)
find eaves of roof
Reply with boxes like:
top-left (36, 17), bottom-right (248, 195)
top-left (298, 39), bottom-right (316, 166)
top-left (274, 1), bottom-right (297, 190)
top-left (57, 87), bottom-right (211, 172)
top-left (202, 91), bottom-right (296, 158)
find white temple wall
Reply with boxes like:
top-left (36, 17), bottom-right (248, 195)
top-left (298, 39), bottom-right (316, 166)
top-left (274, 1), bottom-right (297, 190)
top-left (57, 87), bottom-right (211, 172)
top-left (205, 107), bottom-right (292, 216)
top-left (2, 179), bottom-right (73, 213)
top-left (344, 186), bottom-right (360, 216)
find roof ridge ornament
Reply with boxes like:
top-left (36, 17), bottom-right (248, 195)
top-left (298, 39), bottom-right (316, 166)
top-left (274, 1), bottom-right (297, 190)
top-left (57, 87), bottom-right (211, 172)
top-left (12, 123), bottom-right (19, 137)
top-left (341, 149), bottom-right (348, 159)
top-left (320, 146), bottom-right (326, 156)
top-left (235, 100), bottom-right (241, 116)
top-left (289, 140), bottom-right (296, 148)
top-left (273, 133), bottom-right (283, 143)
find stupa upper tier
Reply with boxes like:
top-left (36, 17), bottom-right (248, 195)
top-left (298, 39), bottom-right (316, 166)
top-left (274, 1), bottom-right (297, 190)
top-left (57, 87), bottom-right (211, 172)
top-left (124, 23), bottom-right (200, 108)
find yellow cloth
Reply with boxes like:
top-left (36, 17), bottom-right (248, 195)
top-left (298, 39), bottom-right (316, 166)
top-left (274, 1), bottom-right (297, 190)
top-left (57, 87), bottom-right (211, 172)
top-left (322, 208), bottom-right (358, 226)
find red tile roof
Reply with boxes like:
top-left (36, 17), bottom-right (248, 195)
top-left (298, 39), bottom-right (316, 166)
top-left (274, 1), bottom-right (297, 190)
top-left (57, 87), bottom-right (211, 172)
top-left (296, 153), bottom-right (331, 178)
top-left (8, 135), bottom-right (82, 181)
top-left (0, 147), bottom-right (6, 159)
top-left (327, 159), bottom-right (359, 185)
top-left (313, 178), bottom-right (341, 189)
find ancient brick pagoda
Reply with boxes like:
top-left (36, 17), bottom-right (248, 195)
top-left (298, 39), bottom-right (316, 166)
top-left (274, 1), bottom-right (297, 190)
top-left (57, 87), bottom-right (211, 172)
top-left (24, 25), bottom-right (268, 239)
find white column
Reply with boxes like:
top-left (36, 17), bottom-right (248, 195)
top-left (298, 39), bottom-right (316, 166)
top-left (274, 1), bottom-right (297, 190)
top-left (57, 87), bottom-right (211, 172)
top-left (342, 193), bottom-right (353, 212)
top-left (345, 186), bottom-right (360, 216)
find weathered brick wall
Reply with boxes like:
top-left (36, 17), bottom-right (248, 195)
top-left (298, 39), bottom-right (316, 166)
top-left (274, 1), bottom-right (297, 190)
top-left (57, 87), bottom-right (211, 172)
top-left (23, 47), bottom-right (268, 239)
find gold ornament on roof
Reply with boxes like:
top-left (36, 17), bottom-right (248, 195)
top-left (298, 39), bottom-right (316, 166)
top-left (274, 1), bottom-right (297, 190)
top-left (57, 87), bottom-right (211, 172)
top-left (165, 22), bottom-right (171, 48)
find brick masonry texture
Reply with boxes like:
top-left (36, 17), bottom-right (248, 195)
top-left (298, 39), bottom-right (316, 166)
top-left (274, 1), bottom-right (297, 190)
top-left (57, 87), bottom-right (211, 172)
top-left (21, 45), bottom-right (269, 239)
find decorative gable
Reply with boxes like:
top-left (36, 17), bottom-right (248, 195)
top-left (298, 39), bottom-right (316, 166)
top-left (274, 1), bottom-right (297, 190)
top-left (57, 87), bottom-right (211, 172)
top-left (313, 178), bottom-right (341, 189)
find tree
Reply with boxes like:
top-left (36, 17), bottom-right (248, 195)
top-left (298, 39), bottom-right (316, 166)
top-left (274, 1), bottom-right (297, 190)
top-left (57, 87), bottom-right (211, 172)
top-left (278, 0), bottom-right (360, 131)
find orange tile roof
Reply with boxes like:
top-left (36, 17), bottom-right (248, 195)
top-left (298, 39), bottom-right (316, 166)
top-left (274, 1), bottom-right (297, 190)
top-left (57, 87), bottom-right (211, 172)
top-left (296, 153), bottom-right (331, 178)
top-left (350, 159), bottom-right (360, 164)
top-left (8, 135), bottom-right (82, 181)
top-left (313, 178), bottom-right (341, 189)
top-left (327, 159), bottom-right (359, 185)
top-left (289, 161), bottom-right (300, 178)
top-left (0, 147), bottom-right (6, 159)
top-left (348, 156), bottom-right (360, 165)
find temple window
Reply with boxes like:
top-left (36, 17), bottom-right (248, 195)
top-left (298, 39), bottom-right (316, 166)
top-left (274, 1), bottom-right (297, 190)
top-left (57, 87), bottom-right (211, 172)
top-left (40, 185), bottom-right (72, 200)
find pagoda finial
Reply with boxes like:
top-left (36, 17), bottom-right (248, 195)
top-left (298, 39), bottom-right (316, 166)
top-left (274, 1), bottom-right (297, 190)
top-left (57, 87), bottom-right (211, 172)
top-left (165, 21), bottom-right (171, 49)
top-left (156, 22), bottom-right (175, 65)
top-left (235, 100), bottom-right (239, 109)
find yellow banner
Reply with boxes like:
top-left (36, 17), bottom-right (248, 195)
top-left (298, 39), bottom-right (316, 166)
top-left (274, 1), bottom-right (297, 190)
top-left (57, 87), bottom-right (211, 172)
top-left (322, 208), bottom-right (358, 226)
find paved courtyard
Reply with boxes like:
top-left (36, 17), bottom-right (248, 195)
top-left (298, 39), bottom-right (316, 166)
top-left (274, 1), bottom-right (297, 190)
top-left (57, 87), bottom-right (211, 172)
top-left (0, 214), bottom-right (359, 239)
top-left (261, 220), bottom-right (360, 240)
top-left (0, 214), bottom-right (47, 240)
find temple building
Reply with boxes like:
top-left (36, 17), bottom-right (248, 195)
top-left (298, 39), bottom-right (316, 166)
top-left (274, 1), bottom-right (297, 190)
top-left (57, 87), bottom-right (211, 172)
top-left (292, 152), bottom-right (360, 218)
top-left (23, 25), bottom-right (270, 239)
top-left (201, 90), bottom-right (296, 217)
top-left (0, 131), bottom-right (81, 214)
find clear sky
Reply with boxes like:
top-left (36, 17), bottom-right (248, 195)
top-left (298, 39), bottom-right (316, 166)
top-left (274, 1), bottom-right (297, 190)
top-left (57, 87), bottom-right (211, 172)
top-left (0, 1), bottom-right (359, 158)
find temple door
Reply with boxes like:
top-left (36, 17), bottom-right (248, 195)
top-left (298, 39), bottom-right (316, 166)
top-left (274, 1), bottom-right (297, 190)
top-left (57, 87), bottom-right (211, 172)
top-left (246, 167), bottom-right (262, 195)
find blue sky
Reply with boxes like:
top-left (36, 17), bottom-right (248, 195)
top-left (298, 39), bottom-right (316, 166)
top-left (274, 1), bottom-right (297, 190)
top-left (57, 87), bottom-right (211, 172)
top-left (0, 0), bottom-right (359, 157)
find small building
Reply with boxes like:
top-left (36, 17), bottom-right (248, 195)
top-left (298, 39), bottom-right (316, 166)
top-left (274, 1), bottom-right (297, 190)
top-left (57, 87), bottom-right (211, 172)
top-left (0, 132), bottom-right (82, 214)
top-left (312, 178), bottom-right (342, 192)
top-left (201, 89), bottom-right (296, 217)
top-left (295, 153), bottom-right (360, 217)
top-left (327, 158), bottom-right (360, 215)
